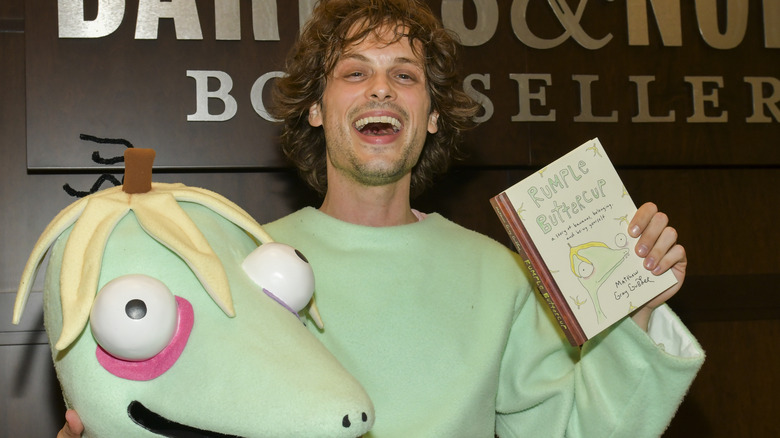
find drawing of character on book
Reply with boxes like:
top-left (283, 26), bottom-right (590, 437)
top-left (569, 234), bottom-right (630, 324)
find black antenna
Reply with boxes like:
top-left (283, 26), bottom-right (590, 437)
top-left (62, 134), bottom-right (135, 198)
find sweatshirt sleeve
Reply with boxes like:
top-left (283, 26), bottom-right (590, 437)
top-left (495, 286), bottom-right (705, 438)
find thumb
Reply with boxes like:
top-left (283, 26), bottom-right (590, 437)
top-left (58, 409), bottom-right (84, 437)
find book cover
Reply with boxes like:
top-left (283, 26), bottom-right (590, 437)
top-left (490, 138), bottom-right (677, 345)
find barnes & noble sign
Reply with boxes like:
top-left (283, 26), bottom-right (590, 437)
top-left (26, 0), bottom-right (779, 170)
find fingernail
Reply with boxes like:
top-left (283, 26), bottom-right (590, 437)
top-left (630, 225), bottom-right (641, 236)
top-left (637, 244), bottom-right (649, 257)
top-left (644, 257), bottom-right (655, 270)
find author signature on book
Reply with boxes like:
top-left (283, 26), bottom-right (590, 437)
top-left (613, 270), bottom-right (655, 300)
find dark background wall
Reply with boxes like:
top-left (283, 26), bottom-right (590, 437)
top-left (2, 1), bottom-right (778, 436)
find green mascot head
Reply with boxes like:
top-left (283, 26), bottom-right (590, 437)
top-left (13, 149), bottom-right (373, 437)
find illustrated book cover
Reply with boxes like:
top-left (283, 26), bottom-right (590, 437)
top-left (490, 138), bottom-right (677, 345)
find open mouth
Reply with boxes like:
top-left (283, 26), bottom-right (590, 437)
top-left (129, 401), bottom-right (242, 437)
top-left (128, 401), bottom-right (371, 437)
top-left (354, 115), bottom-right (401, 135)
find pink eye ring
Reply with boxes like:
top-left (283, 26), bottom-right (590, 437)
top-left (96, 295), bottom-right (194, 381)
top-left (90, 274), bottom-right (194, 381)
top-left (91, 275), bottom-right (178, 360)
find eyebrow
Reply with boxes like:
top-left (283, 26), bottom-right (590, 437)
top-left (340, 52), bottom-right (424, 70)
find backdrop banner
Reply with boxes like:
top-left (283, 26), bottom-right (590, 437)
top-left (26, 0), bottom-right (779, 171)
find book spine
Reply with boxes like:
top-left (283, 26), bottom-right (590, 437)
top-left (490, 193), bottom-right (588, 346)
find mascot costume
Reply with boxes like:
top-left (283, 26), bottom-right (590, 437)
top-left (13, 149), bottom-right (374, 437)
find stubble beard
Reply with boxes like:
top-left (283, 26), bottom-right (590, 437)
top-left (329, 137), bottom-right (418, 187)
top-left (324, 106), bottom-right (423, 188)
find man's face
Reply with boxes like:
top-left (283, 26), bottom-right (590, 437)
top-left (308, 27), bottom-right (439, 188)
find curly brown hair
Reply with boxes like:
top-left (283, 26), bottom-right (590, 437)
top-left (269, 0), bottom-right (480, 197)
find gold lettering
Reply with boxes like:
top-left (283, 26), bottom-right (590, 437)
top-left (627, 0), bottom-right (682, 46)
top-left (745, 77), bottom-right (780, 123)
top-left (685, 76), bottom-right (728, 123)
top-left (630, 75), bottom-right (676, 122)
top-left (573, 75), bottom-right (619, 123)
top-left (694, 0), bottom-right (748, 50)
top-left (510, 74), bottom-right (556, 122)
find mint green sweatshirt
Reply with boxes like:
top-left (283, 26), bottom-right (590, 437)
top-left (264, 208), bottom-right (704, 437)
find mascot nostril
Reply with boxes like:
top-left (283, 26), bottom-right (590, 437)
top-left (13, 147), bottom-right (374, 437)
top-left (342, 412), bottom-right (370, 428)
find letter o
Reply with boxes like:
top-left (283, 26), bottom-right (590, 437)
top-left (251, 71), bottom-right (286, 122)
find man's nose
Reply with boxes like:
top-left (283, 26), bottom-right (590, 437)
top-left (367, 74), bottom-right (395, 101)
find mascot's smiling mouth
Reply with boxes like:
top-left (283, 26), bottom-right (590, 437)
top-left (129, 401), bottom-right (243, 438)
top-left (129, 401), bottom-right (371, 437)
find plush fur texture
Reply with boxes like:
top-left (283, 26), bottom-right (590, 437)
top-left (264, 207), bottom-right (704, 437)
top-left (15, 185), bottom-right (374, 437)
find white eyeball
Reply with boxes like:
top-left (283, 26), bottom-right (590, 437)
top-left (90, 274), bottom-right (178, 361)
top-left (575, 260), bottom-right (594, 279)
top-left (242, 242), bottom-right (315, 313)
top-left (615, 233), bottom-right (628, 248)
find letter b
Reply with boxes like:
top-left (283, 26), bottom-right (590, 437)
top-left (186, 70), bottom-right (238, 122)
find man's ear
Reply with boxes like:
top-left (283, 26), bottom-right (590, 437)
top-left (427, 110), bottom-right (439, 134)
top-left (309, 103), bottom-right (323, 127)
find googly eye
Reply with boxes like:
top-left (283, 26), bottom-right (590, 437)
top-left (90, 274), bottom-right (178, 361)
top-left (615, 233), bottom-right (628, 248)
top-left (575, 260), bottom-right (594, 279)
top-left (242, 242), bottom-right (315, 313)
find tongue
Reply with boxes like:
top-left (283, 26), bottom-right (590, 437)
top-left (360, 122), bottom-right (396, 136)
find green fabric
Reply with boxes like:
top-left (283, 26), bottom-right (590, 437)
top-left (265, 207), bottom-right (704, 438)
top-left (43, 203), bottom-right (374, 437)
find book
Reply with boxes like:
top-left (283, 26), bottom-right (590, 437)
top-left (490, 138), bottom-right (677, 346)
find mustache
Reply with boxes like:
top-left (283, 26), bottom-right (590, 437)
top-left (348, 101), bottom-right (409, 121)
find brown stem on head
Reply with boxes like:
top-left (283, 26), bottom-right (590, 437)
top-left (122, 148), bottom-right (156, 194)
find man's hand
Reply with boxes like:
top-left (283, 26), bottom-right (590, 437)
top-left (628, 202), bottom-right (687, 331)
top-left (57, 410), bottom-right (83, 438)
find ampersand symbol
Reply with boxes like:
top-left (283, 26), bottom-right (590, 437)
top-left (512, 0), bottom-right (613, 50)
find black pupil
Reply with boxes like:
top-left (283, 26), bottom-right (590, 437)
top-left (126, 299), bottom-right (147, 320)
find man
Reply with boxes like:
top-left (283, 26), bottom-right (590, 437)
top-left (60, 0), bottom-right (703, 436)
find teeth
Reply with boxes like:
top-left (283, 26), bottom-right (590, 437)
top-left (354, 116), bottom-right (401, 132)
